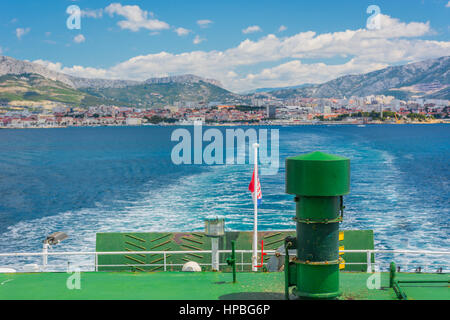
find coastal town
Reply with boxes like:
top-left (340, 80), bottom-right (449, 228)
top-left (1, 95), bottom-right (449, 129)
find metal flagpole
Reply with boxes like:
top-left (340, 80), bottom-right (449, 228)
top-left (252, 143), bottom-right (259, 272)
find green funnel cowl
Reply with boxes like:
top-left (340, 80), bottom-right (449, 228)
top-left (286, 151), bottom-right (350, 197)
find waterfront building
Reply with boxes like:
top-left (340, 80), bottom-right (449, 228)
top-left (126, 118), bottom-right (142, 126)
top-left (266, 106), bottom-right (277, 119)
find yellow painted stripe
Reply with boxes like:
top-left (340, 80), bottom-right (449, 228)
top-left (263, 232), bottom-right (283, 239)
top-left (265, 238), bottom-right (285, 247)
top-left (182, 237), bottom-right (204, 245)
top-left (150, 234), bottom-right (171, 243)
top-left (149, 266), bottom-right (163, 272)
top-left (125, 241), bottom-right (146, 250)
top-left (339, 258), bottom-right (345, 270)
top-left (126, 264), bottom-right (145, 272)
top-left (339, 232), bottom-right (344, 241)
top-left (150, 255), bottom-right (172, 264)
top-left (181, 244), bottom-right (203, 251)
top-left (125, 234), bottom-right (146, 243)
top-left (125, 248), bottom-right (146, 258)
top-left (125, 255), bottom-right (145, 265)
top-left (151, 240), bottom-right (171, 250)
top-left (192, 233), bottom-right (204, 238)
top-left (186, 253), bottom-right (204, 259)
top-left (339, 246), bottom-right (345, 255)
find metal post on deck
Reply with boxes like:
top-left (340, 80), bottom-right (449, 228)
top-left (231, 241), bottom-right (236, 283)
top-left (205, 217), bottom-right (225, 272)
top-left (226, 241), bottom-right (237, 283)
top-left (252, 143), bottom-right (260, 272)
top-left (42, 232), bottom-right (68, 271)
top-left (211, 237), bottom-right (219, 271)
top-left (163, 253), bottom-right (167, 271)
top-left (367, 251), bottom-right (373, 273)
top-left (42, 243), bottom-right (49, 270)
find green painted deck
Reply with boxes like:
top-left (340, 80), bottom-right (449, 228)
top-left (0, 271), bottom-right (447, 300)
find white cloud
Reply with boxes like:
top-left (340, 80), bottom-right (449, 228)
top-left (278, 25), bottom-right (287, 32)
top-left (105, 3), bottom-right (170, 32)
top-left (242, 25), bottom-right (262, 34)
top-left (174, 27), bottom-right (191, 36)
top-left (197, 20), bottom-right (213, 28)
top-left (16, 27), bottom-right (30, 40)
top-left (34, 60), bottom-right (63, 71)
top-left (238, 59), bottom-right (390, 90)
top-left (73, 34), bottom-right (86, 43)
top-left (35, 59), bottom-right (111, 79)
top-left (34, 14), bottom-right (449, 92)
top-left (193, 35), bottom-right (206, 44)
top-left (446, 1), bottom-right (450, 7)
top-left (81, 9), bottom-right (104, 19)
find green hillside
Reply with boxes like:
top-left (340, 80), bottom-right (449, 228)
top-left (0, 73), bottom-right (114, 106)
top-left (81, 81), bottom-right (237, 108)
top-left (0, 73), bottom-right (238, 108)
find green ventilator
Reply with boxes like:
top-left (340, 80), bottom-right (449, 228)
top-left (285, 151), bottom-right (350, 299)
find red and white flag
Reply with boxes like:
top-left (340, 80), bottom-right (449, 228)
top-left (248, 169), bottom-right (262, 207)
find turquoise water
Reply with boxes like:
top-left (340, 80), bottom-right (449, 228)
top-left (0, 125), bottom-right (448, 270)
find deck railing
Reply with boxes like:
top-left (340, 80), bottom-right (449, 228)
top-left (0, 249), bottom-right (449, 273)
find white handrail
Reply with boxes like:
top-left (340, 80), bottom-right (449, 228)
top-left (341, 250), bottom-right (450, 255)
top-left (0, 249), bottom-right (449, 257)
top-left (1, 249), bottom-right (448, 273)
top-left (0, 250), bottom-right (276, 257)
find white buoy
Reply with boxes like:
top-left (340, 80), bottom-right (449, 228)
top-left (182, 261), bottom-right (202, 272)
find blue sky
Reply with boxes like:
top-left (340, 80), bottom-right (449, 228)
top-left (1, 0), bottom-right (449, 92)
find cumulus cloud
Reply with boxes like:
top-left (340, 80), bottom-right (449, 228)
top-left (33, 60), bottom-right (63, 71)
top-left (105, 3), bottom-right (170, 32)
top-left (16, 27), bottom-right (30, 40)
top-left (242, 25), bottom-right (262, 34)
top-left (447, 1), bottom-right (450, 8)
top-left (174, 27), bottom-right (191, 36)
top-left (73, 34), bottom-right (86, 43)
top-left (197, 19), bottom-right (213, 28)
top-left (239, 59), bottom-right (390, 90)
top-left (34, 14), bottom-right (449, 92)
top-left (278, 25), bottom-right (287, 32)
top-left (193, 35), bottom-right (206, 44)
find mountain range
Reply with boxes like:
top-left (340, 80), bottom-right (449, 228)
top-left (266, 56), bottom-right (449, 100)
top-left (0, 55), bottom-right (448, 108)
top-left (0, 56), bottom-right (222, 89)
top-left (0, 56), bottom-right (237, 108)
top-left (242, 83), bottom-right (315, 94)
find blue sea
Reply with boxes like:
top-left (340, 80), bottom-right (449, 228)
top-left (0, 124), bottom-right (449, 271)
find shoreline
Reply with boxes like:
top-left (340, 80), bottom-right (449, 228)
top-left (1, 120), bottom-right (449, 130)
